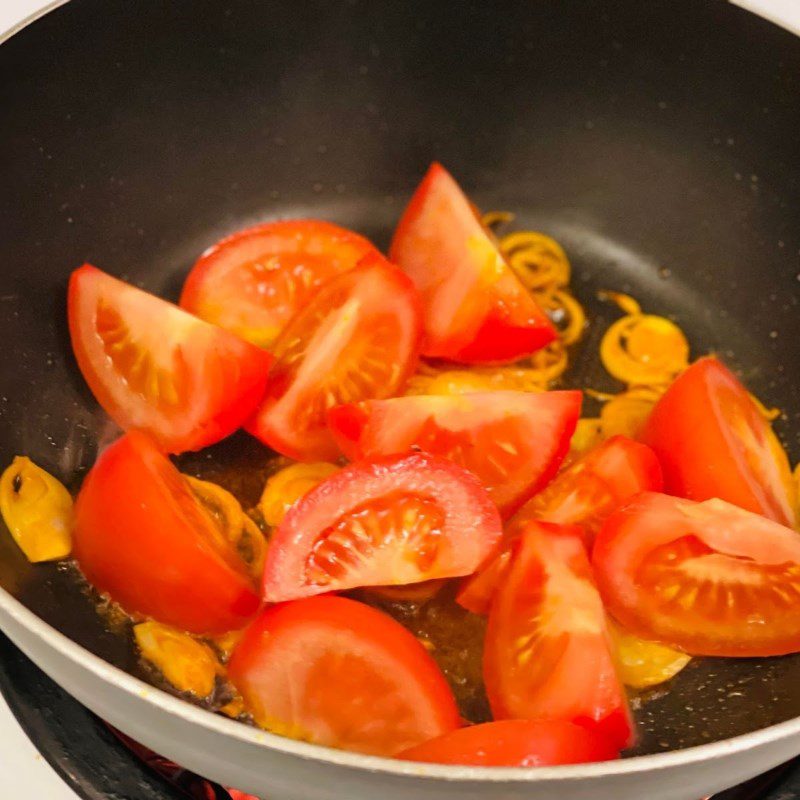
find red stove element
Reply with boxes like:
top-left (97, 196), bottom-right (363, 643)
top-left (109, 723), bottom-right (798, 800)
top-left (107, 726), bottom-right (261, 800)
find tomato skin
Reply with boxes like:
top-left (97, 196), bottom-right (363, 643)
top-left (180, 220), bottom-right (379, 349)
top-left (389, 163), bottom-right (555, 363)
top-left (73, 432), bottom-right (260, 635)
top-left (593, 492), bottom-right (800, 657)
top-left (398, 720), bottom-right (619, 767)
top-left (456, 436), bottom-right (662, 615)
top-left (328, 390), bottom-right (582, 516)
top-left (642, 356), bottom-right (796, 527)
top-left (69, 264), bottom-right (273, 454)
top-left (483, 521), bottom-right (633, 750)
top-left (228, 596), bottom-right (461, 756)
top-left (248, 256), bottom-right (423, 461)
top-left (262, 452), bottom-right (502, 602)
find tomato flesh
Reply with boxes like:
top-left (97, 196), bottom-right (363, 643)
top-left (398, 720), bottom-right (619, 767)
top-left (69, 264), bottom-right (272, 454)
top-left (328, 390), bottom-right (581, 516)
top-left (180, 220), bottom-right (379, 348)
top-left (512, 435), bottom-right (664, 539)
top-left (73, 432), bottom-right (260, 634)
top-left (457, 436), bottom-right (662, 614)
top-left (389, 163), bottom-right (555, 363)
top-left (483, 521), bottom-right (633, 749)
top-left (248, 255), bottom-right (422, 461)
top-left (228, 596), bottom-right (461, 756)
top-left (642, 356), bottom-right (796, 527)
top-left (593, 492), bottom-right (800, 657)
top-left (262, 452), bottom-right (502, 602)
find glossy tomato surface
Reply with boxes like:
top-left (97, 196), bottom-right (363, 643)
top-left (389, 163), bottom-right (555, 363)
top-left (180, 220), bottom-right (379, 349)
top-left (483, 521), bottom-right (633, 749)
top-left (398, 719), bottom-right (619, 767)
top-left (262, 452), bottom-right (502, 602)
top-left (228, 596), bottom-right (460, 756)
top-left (512, 435), bottom-right (664, 539)
top-left (457, 436), bottom-right (662, 614)
top-left (642, 356), bottom-right (796, 527)
top-left (593, 492), bottom-right (800, 657)
top-left (328, 390), bottom-right (581, 515)
top-left (73, 432), bottom-right (260, 634)
top-left (69, 264), bottom-right (272, 454)
top-left (248, 255), bottom-right (422, 461)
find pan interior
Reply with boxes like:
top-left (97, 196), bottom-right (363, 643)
top-left (0, 0), bottom-right (799, 761)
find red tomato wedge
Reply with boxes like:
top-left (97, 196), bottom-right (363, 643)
top-left (483, 521), bottom-right (633, 749)
top-left (228, 596), bottom-right (460, 756)
top-left (262, 452), bottom-right (502, 602)
top-left (455, 547), bottom-right (514, 616)
top-left (328, 390), bottom-right (581, 516)
top-left (457, 436), bottom-right (662, 614)
top-left (512, 436), bottom-right (665, 538)
top-left (73, 432), bottom-right (260, 634)
top-left (69, 264), bottom-right (272, 454)
top-left (180, 220), bottom-right (380, 349)
top-left (642, 356), bottom-right (796, 527)
top-left (248, 255), bottom-right (422, 461)
top-left (593, 492), bottom-right (800, 657)
top-left (398, 720), bottom-right (619, 767)
top-left (389, 163), bottom-right (556, 363)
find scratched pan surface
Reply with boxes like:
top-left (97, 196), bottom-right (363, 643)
top-left (0, 0), bottom-right (799, 798)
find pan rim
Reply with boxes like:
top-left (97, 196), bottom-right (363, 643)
top-left (1, 582), bottom-right (800, 783)
top-left (2, 0), bottom-right (800, 786)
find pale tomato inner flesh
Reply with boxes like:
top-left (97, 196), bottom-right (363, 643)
top-left (516, 463), bottom-right (614, 534)
top-left (272, 295), bottom-right (405, 433)
top-left (637, 535), bottom-right (800, 625)
top-left (504, 563), bottom-right (570, 691)
top-left (304, 492), bottom-right (445, 588)
top-left (203, 252), bottom-right (340, 346)
top-left (413, 417), bottom-right (523, 496)
top-left (96, 299), bottom-right (191, 411)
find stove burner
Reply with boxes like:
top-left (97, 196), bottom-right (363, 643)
top-left (107, 726), bottom-right (256, 800)
top-left (1, 633), bottom-right (798, 800)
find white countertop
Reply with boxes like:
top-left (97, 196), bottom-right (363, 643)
top-left (1, 0), bottom-right (799, 797)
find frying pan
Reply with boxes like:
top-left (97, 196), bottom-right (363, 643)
top-left (1, 0), bottom-right (799, 798)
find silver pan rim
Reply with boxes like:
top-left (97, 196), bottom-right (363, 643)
top-left (2, 0), bottom-right (799, 786)
top-left (2, 582), bottom-right (799, 783)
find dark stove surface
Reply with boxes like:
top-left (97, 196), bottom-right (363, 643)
top-left (1, 635), bottom-right (798, 800)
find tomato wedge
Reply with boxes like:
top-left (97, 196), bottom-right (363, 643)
top-left (512, 435), bottom-right (664, 538)
top-left (398, 720), bottom-right (619, 767)
top-left (593, 492), bottom-right (800, 657)
top-left (262, 452), bottom-right (502, 602)
top-left (248, 255), bottom-right (422, 461)
top-left (73, 432), bottom-right (260, 634)
top-left (642, 356), bottom-right (796, 527)
top-left (483, 521), bottom-right (633, 749)
top-left (389, 163), bottom-right (556, 363)
top-left (457, 436), bottom-right (662, 614)
top-left (180, 220), bottom-right (379, 349)
top-left (228, 596), bottom-right (460, 756)
top-left (69, 264), bottom-right (272, 454)
top-left (328, 390), bottom-right (581, 516)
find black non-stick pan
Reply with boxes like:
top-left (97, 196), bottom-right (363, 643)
top-left (1, 1), bottom-right (799, 798)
